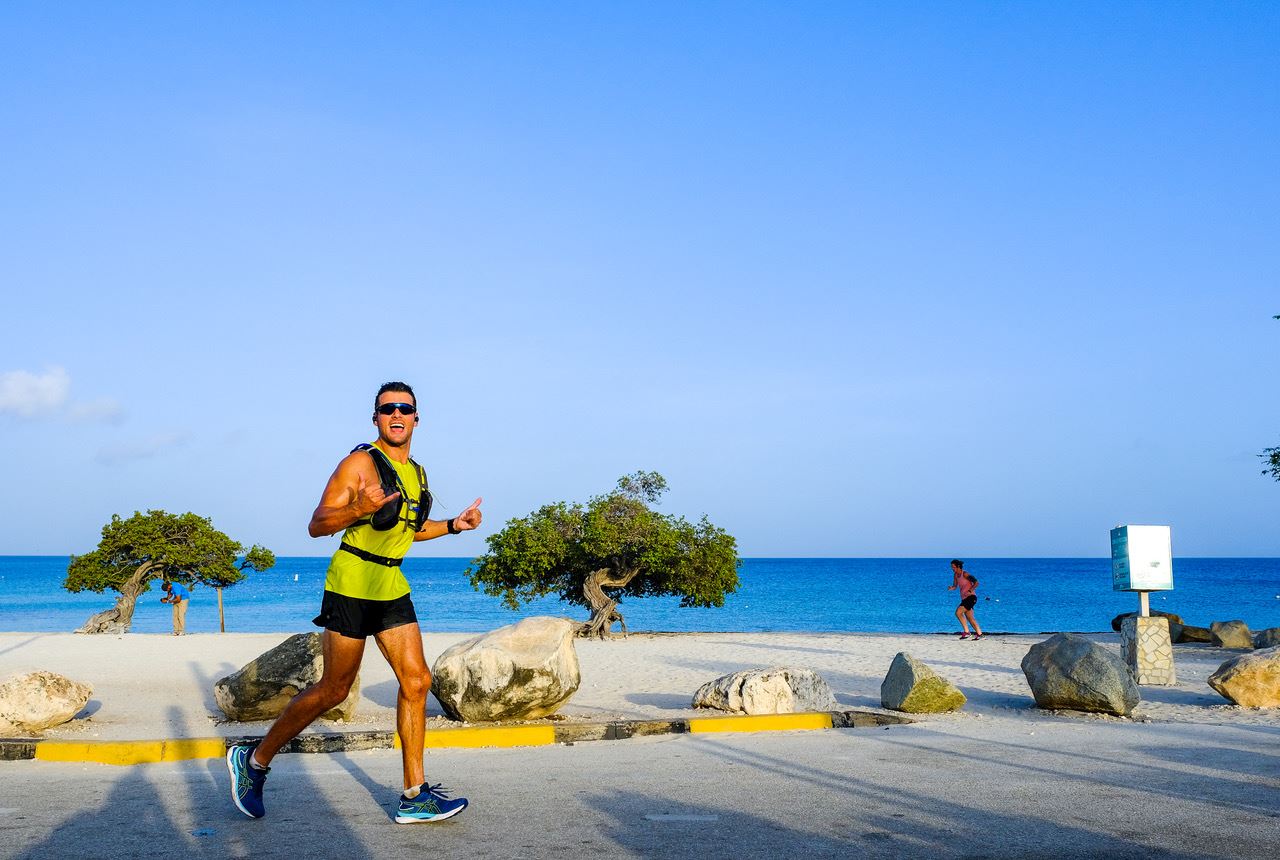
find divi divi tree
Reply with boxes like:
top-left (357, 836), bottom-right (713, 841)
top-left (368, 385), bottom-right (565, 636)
top-left (467, 472), bottom-right (739, 639)
top-left (65, 510), bottom-right (275, 634)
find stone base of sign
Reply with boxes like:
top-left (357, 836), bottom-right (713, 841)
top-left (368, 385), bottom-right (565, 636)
top-left (1121, 616), bottom-right (1176, 686)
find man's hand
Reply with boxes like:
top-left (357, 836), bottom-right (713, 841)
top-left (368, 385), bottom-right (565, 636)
top-left (454, 497), bottom-right (483, 531)
top-left (352, 472), bottom-right (400, 518)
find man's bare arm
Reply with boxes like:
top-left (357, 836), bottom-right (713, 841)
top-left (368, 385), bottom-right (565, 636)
top-left (413, 497), bottom-right (483, 542)
top-left (308, 453), bottom-right (401, 538)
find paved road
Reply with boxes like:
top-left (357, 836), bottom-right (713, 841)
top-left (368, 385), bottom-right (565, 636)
top-left (3, 720), bottom-right (1278, 859)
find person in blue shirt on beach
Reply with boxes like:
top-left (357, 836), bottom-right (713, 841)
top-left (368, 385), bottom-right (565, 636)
top-left (160, 580), bottom-right (190, 636)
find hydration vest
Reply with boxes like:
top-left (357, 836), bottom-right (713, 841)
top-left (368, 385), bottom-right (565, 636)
top-left (351, 443), bottom-right (432, 532)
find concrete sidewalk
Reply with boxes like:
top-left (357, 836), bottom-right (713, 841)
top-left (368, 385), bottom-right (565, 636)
top-left (4, 720), bottom-right (1278, 860)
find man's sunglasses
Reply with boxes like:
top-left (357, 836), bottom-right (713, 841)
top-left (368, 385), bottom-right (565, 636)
top-left (376, 403), bottom-right (417, 416)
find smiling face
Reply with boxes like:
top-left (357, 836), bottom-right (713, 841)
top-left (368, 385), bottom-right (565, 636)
top-left (374, 389), bottom-right (418, 449)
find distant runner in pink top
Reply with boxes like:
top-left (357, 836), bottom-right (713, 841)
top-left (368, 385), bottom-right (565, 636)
top-left (948, 559), bottom-right (983, 640)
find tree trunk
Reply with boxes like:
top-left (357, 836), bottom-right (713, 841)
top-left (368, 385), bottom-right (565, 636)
top-left (75, 562), bottom-right (157, 634)
top-left (578, 567), bottom-right (638, 640)
top-left (217, 587), bottom-right (225, 633)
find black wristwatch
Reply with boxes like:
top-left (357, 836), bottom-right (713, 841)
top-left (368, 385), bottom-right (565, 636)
top-left (446, 518), bottom-right (461, 534)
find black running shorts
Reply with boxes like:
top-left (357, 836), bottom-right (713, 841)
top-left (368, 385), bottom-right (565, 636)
top-left (960, 595), bottom-right (978, 610)
top-left (312, 590), bottom-right (418, 639)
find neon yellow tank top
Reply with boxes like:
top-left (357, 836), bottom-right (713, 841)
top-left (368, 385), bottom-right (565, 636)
top-left (324, 448), bottom-right (424, 600)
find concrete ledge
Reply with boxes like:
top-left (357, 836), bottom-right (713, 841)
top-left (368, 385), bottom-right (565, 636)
top-left (1, 709), bottom-right (910, 766)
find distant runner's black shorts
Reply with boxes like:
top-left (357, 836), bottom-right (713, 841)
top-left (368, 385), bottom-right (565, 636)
top-left (960, 595), bottom-right (978, 610)
top-left (312, 590), bottom-right (418, 639)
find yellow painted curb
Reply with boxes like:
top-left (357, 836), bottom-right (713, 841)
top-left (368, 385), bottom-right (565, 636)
top-left (687, 712), bottom-right (834, 734)
top-left (393, 725), bottom-right (557, 750)
top-left (35, 738), bottom-right (227, 766)
top-left (15, 710), bottom-right (873, 766)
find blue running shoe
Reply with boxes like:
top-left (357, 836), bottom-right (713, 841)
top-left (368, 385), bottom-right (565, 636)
top-left (395, 783), bottom-right (468, 824)
top-left (227, 743), bottom-right (269, 819)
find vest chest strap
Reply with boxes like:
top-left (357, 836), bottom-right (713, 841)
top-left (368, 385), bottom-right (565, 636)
top-left (338, 542), bottom-right (404, 568)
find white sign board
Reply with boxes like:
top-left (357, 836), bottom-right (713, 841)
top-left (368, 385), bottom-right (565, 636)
top-left (1110, 525), bottom-right (1173, 591)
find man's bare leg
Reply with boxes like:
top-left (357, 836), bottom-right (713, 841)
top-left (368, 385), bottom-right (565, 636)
top-left (374, 622), bottom-right (430, 789)
top-left (955, 604), bottom-right (972, 634)
top-left (253, 630), bottom-right (366, 767)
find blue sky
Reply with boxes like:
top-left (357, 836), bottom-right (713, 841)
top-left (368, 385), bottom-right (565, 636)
top-left (1, 2), bottom-right (1276, 558)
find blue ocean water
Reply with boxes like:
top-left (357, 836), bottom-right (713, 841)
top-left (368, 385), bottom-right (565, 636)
top-left (2, 557), bottom-right (1278, 636)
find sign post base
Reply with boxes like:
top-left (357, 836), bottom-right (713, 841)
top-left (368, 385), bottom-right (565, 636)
top-left (1120, 615), bottom-right (1176, 686)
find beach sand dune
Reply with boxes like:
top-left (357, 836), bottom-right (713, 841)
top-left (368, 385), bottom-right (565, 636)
top-left (0, 630), bottom-right (1274, 742)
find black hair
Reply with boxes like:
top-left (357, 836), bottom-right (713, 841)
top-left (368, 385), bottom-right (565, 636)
top-left (951, 559), bottom-right (964, 568)
top-left (374, 381), bottom-right (416, 411)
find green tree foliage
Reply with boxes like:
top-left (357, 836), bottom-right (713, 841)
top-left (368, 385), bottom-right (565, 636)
top-left (467, 471), bottom-right (740, 638)
top-left (1263, 447), bottom-right (1280, 482)
top-left (65, 510), bottom-right (275, 633)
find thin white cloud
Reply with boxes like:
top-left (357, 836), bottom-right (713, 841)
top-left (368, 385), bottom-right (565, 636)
top-left (0, 366), bottom-right (70, 417)
top-left (71, 398), bottom-right (126, 424)
top-left (0, 366), bottom-right (127, 424)
top-left (96, 431), bottom-right (191, 465)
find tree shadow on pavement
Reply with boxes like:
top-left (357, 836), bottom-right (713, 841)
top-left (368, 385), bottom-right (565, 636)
top-left (581, 771), bottom-right (1208, 860)
top-left (590, 731), bottom-right (1248, 860)
top-left (15, 706), bottom-right (378, 860)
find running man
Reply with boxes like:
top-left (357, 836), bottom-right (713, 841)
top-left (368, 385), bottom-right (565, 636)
top-left (947, 559), bottom-right (983, 640)
top-left (228, 381), bottom-right (482, 824)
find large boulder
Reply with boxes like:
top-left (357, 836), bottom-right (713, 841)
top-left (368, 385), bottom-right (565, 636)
top-left (214, 632), bottom-right (359, 722)
top-left (1169, 621), bottom-right (1213, 644)
top-left (1111, 610), bottom-right (1181, 633)
top-left (1208, 647), bottom-right (1280, 708)
top-left (693, 667), bottom-right (837, 715)
top-left (431, 616), bottom-right (580, 722)
top-left (0, 671), bottom-right (93, 734)
top-left (1210, 621), bottom-right (1254, 650)
top-left (1020, 633), bottom-right (1140, 716)
top-left (880, 652), bottom-right (965, 713)
top-left (1254, 627), bottom-right (1280, 650)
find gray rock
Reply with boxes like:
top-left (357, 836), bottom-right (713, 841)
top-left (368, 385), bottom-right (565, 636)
top-left (432, 616), bottom-right (580, 722)
top-left (693, 667), bottom-right (837, 715)
top-left (1254, 627), bottom-right (1280, 650)
top-left (880, 652), bottom-right (965, 713)
top-left (1208, 647), bottom-right (1280, 708)
top-left (1210, 620), bottom-right (1253, 649)
top-left (1111, 609), bottom-right (1182, 633)
top-left (1020, 633), bottom-right (1140, 716)
top-left (214, 632), bottom-right (359, 722)
top-left (0, 670), bottom-right (93, 734)
top-left (1167, 621), bottom-right (1213, 644)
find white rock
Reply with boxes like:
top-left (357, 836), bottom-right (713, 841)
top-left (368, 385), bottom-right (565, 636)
top-left (431, 616), bottom-right (581, 722)
top-left (0, 670), bottom-right (93, 734)
top-left (692, 667), bottom-right (837, 715)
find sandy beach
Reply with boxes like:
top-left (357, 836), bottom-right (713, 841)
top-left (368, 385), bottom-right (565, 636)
top-left (1, 628), bottom-right (1275, 742)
